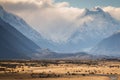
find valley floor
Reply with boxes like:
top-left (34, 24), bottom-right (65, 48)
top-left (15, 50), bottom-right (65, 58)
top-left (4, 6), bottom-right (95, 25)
top-left (0, 60), bottom-right (120, 80)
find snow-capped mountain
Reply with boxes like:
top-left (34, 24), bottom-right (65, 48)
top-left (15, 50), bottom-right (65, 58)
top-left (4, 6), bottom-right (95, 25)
top-left (0, 18), bottom-right (94, 60)
top-left (0, 5), bottom-right (52, 49)
top-left (91, 31), bottom-right (120, 57)
top-left (68, 7), bottom-right (120, 51)
top-left (0, 17), bottom-right (40, 59)
top-left (44, 7), bottom-right (120, 52)
top-left (1, 5), bottom-right (120, 54)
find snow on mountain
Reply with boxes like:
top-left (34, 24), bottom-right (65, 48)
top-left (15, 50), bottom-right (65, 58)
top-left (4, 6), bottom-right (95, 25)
top-left (91, 31), bottom-right (120, 57)
top-left (1, 4), bottom-right (120, 59)
top-left (0, 17), bottom-right (41, 59)
top-left (44, 7), bottom-right (120, 52)
top-left (67, 7), bottom-right (120, 51)
top-left (1, 5), bottom-right (120, 53)
top-left (0, 5), bottom-right (52, 49)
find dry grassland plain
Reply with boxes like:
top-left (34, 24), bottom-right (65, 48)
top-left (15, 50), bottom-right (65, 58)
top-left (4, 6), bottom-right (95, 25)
top-left (0, 60), bottom-right (120, 80)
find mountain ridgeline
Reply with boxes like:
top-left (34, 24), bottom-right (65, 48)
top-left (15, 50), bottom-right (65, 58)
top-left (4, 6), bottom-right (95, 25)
top-left (91, 32), bottom-right (120, 57)
top-left (0, 5), bottom-right (52, 50)
top-left (1, 5), bottom-right (120, 53)
top-left (0, 18), bottom-right (40, 59)
top-left (0, 5), bottom-right (120, 59)
top-left (0, 6), bottom-right (91, 60)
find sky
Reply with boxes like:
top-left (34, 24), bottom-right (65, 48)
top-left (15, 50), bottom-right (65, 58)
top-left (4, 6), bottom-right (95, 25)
top-left (0, 0), bottom-right (120, 44)
top-left (55, 0), bottom-right (120, 8)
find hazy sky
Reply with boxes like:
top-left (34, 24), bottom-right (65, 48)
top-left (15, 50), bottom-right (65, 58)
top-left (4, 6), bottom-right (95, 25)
top-left (0, 0), bottom-right (120, 43)
top-left (55, 0), bottom-right (120, 8)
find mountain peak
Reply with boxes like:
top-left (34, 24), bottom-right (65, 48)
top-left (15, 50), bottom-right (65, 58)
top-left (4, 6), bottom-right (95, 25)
top-left (82, 7), bottom-right (104, 16)
top-left (93, 7), bottom-right (104, 12)
top-left (82, 8), bottom-right (90, 16)
top-left (84, 8), bottom-right (89, 12)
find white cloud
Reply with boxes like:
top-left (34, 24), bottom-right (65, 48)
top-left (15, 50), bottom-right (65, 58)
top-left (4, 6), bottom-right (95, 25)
top-left (0, 0), bottom-right (85, 43)
top-left (103, 6), bottom-right (120, 21)
top-left (0, 0), bottom-right (120, 43)
top-left (55, 2), bottom-right (70, 7)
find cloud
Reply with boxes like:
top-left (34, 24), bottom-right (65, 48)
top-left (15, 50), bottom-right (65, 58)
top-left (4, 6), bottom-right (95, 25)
top-left (0, 0), bottom-right (120, 43)
top-left (103, 6), bottom-right (120, 21)
top-left (0, 0), bottom-right (85, 43)
top-left (0, 0), bottom-right (53, 12)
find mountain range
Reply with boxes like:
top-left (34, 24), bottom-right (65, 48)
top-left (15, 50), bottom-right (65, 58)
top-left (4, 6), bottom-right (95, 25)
top-left (0, 5), bottom-right (53, 49)
top-left (1, 5), bottom-right (120, 53)
top-left (67, 7), bottom-right (120, 52)
top-left (0, 5), bottom-right (92, 59)
top-left (0, 5), bottom-right (120, 59)
top-left (0, 17), bottom-right (40, 59)
top-left (91, 31), bottom-right (120, 57)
